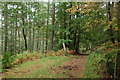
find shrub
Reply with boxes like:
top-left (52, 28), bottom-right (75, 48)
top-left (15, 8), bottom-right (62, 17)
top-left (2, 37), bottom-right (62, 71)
top-left (45, 49), bottom-right (75, 57)
top-left (44, 50), bottom-right (56, 57)
top-left (102, 41), bottom-right (114, 48)
top-left (84, 42), bottom-right (120, 78)
top-left (66, 50), bottom-right (74, 55)
top-left (2, 52), bottom-right (14, 70)
top-left (12, 52), bottom-right (42, 67)
top-left (44, 49), bottom-right (74, 57)
top-left (33, 53), bottom-right (42, 59)
top-left (44, 53), bottom-right (49, 57)
top-left (2, 51), bottom-right (43, 71)
top-left (57, 49), bottom-right (65, 55)
top-left (55, 52), bottom-right (61, 56)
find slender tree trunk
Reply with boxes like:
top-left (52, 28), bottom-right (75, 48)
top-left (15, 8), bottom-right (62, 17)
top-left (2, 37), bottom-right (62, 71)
top-left (50, 3), bottom-right (55, 50)
top-left (75, 3), bottom-right (80, 54)
top-left (22, 17), bottom-right (27, 51)
top-left (18, 29), bottom-right (21, 53)
top-left (39, 32), bottom-right (41, 51)
top-left (28, 2), bottom-right (32, 52)
top-left (4, 3), bottom-right (8, 52)
top-left (37, 29), bottom-right (40, 51)
top-left (32, 27), bottom-right (35, 51)
top-left (42, 30), bottom-right (44, 52)
top-left (64, 3), bottom-right (66, 41)
top-left (22, 28), bottom-right (27, 51)
top-left (10, 24), bottom-right (13, 52)
top-left (68, 3), bottom-right (72, 50)
top-left (117, 2), bottom-right (120, 42)
top-left (14, 26), bottom-right (17, 53)
top-left (46, 1), bottom-right (50, 51)
top-left (14, 8), bottom-right (18, 53)
top-left (107, 2), bottom-right (115, 44)
top-left (28, 27), bottom-right (31, 51)
top-left (1, 28), bottom-right (3, 54)
top-left (22, 3), bottom-right (27, 51)
top-left (73, 32), bottom-right (77, 50)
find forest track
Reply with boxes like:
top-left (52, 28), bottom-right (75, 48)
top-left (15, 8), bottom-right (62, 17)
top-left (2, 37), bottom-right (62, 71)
top-left (49, 55), bottom-right (88, 78)
top-left (2, 55), bottom-right (88, 78)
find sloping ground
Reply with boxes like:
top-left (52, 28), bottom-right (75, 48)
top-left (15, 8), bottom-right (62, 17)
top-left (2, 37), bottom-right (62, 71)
top-left (2, 55), bottom-right (87, 78)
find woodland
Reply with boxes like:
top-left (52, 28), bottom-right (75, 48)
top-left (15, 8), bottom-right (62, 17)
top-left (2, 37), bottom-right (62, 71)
top-left (0, 1), bottom-right (120, 79)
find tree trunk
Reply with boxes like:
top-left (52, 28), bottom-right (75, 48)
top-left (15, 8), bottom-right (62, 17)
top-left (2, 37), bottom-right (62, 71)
top-left (68, 4), bottom-right (72, 50)
top-left (28, 27), bottom-right (31, 51)
top-left (10, 24), bottom-right (13, 52)
top-left (64, 3), bottom-right (66, 41)
top-left (50, 3), bottom-right (55, 50)
top-left (14, 8), bottom-right (18, 53)
top-left (117, 2), bottom-right (120, 42)
top-left (32, 27), bottom-right (35, 51)
top-left (46, 1), bottom-right (50, 51)
top-left (18, 29), bottom-right (21, 53)
top-left (4, 3), bottom-right (8, 52)
top-left (107, 2), bottom-right (115, 44)
top-left (22, 3), bottom-right (27, 51)
top-left (42, 30), bottom-right (44, 52)
top-left (1, 27), bottom-right (4, 54)
top-left (22, 15), bottom-right (27, 51)
top-left (37, 29), bottom-right (40, 51)
top-left (22, 28), bottom-right (27, 51)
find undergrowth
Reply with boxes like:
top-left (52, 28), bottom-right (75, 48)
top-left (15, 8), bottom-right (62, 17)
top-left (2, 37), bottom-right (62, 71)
top-left (84, 42), bottom-right (120, 78)
top-left (2, 49), bottom-right (74, 72)
top-left (3, 56), bottom-right (73, 78)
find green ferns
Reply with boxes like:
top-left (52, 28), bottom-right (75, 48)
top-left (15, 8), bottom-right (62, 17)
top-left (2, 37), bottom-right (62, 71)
top-left (2, 50), bottom-right (74, 72)
top-left (2, 52), bottom-right (42, 72)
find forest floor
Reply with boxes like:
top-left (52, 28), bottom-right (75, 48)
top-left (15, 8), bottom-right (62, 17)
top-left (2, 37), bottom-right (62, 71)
top-left (49, 55), bottom-right (87, 78)
top-left (2, 55), bottom-right (87, 78)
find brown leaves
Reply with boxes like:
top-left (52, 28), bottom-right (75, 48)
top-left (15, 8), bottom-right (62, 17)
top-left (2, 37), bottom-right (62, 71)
top-left (12, 52), bottom-right (42, 66)
top-left (44, 49), bottom-right (75, 57)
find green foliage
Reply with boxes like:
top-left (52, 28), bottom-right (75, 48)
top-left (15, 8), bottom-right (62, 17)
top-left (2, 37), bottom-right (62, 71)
top-left (59, 39), bottom-right (72, 44)
top-left (84, 52), bottom-right (105, 78)
top-left (101, 42), bottom-right (114, 48)
top-left (2, 52), bottom-right (14, 70)
top-left (2, 49), bottom-right (74, 72)
top-left (3, 56), bottom-right (73, 78)
top-left (84, 42), bottom-right (120, 78)
top-left (2, 51), bottom-right (42, 72)
top-left (11, 52), bottom-right (42, 66)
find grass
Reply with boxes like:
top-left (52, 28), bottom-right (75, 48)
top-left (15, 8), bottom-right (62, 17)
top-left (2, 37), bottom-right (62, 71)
top-left (3, 55), bottom-right (76, 78)
top-left (0, 55), bottom-right (2, 79)
top-left (83, 53), bottom-right (101, 78)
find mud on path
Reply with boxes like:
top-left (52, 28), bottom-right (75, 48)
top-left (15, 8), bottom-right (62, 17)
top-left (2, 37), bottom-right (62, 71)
top-left (49, 55), bottom-right (88, 78)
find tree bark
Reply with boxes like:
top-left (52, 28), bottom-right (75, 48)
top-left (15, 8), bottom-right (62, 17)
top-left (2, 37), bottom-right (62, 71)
top-left (117, 2), bottom-right (120, 42)
top-left (37, 29), bottom-right (40, 51)
top-left (18, 29), bottom-right (21, 53)
top-left (4, 3), bottom-right (8, 52)
top-left (107, 2), bottom-right (115, 44)
top-left (50, 3), bottom-right (55, 50)
top-left (1, 27), bottom-right (4, 54)
top-left (14, 6), bottom-right (18, 53)
top-left (22, 6), bottom-right (27, 51)
top-left (22, 28), bottom-right (27, 51)
top-left (68, 3), bottom-right (72, 50)
top-left (46, 1), bottom-right (50, 51)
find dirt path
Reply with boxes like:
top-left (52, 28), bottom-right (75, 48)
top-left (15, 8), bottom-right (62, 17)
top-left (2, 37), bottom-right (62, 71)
top-left (50, 55), bottom-right (88, 78)
top-left (2, 55), bottom-right (88, 78)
